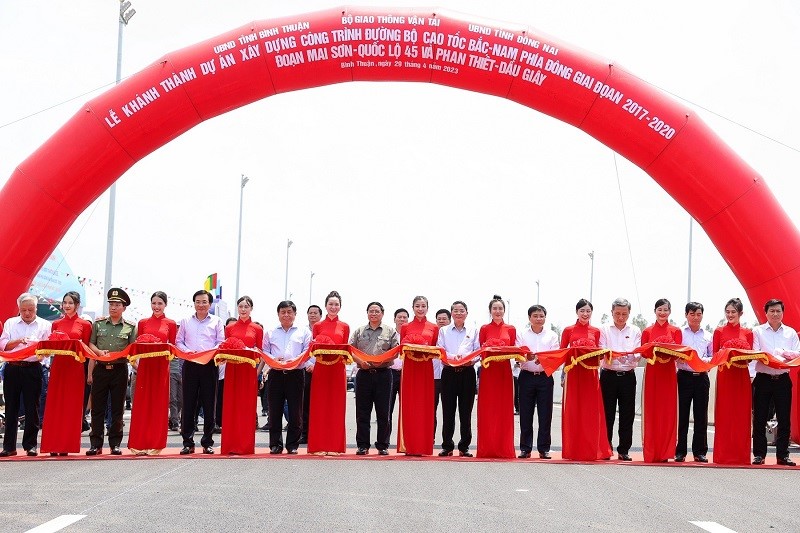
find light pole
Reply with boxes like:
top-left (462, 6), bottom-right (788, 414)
top-left (284, 239), bottom-right (293, 300)
top-left (687, 217), bottom-right (693, 302)
top-left (588, 251), bottom-right (595, 303)
top-left (235, 174), bottom-right (249, 301)
top-left (309, 271), bottom-right (315, 306)
top-left (536, 280), bottom-right (540, 305)
top-left (103, 0), bottom-right (136, 315)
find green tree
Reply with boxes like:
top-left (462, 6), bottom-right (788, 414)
top-left (632, 313), bottom-right (648, 331)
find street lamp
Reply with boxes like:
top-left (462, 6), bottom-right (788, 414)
top-left (536, 280), bottom-right (540, 305)
top-left (309, 271), bottom-right (315, 306)
top-left (103, 0), bottom-right (136, 315)
top-left (687, 216), bottom-right (693, 302)
top-left (284, 239), bottom-right (293, 300)
top-left (235, 174), bottom-right (250, 301)
top-left (588, 251), bottom-right (595, 303)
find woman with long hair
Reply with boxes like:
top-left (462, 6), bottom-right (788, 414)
top-left (476, 295), bottom-right (517, 459)
top-left (308, 290), bottom-right (350, 454)
top-left (128, 291), bottom-right (177, 455)
top-left (221, 295), bottom-right (264, 455)
top-left (712, 297), bottom-right (753, 465)
top-left (560, 299), bottom-right (612, 461)
top-left (640, 298), bottom-right (683, 462)
top-left (397, 295), bottom-right (440, 456)
top-left (40, 291), bottom-right (92, 456)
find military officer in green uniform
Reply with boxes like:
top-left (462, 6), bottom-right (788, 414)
top-left (86, 288), bottom-right (136, 455)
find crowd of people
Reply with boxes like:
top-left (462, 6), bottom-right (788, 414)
top-left (0, 288), bottom-right (797, 466)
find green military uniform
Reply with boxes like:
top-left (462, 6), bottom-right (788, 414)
top-left (88, 288), bottom-right (136, 454)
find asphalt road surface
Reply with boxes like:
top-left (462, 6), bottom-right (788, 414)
top-left (2, 391), bottom-right (798, 532)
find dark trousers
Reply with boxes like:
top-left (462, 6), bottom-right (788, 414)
top-left (600, 369), bottom-right (636, 454)
top-left (301, 371), bottom-right (312, 438)
top-left (90, 363), bottom-right (128, 448)
top-left (2, 363), bottom-right (43, 452)
top-left (389, 369), bottom-right (401, 416)
top-left (215, 378), bottom-right (224, 427)
top-left (268, 369), bottom-right (304, 450)
top-left (440, 366), bottom-right (476, 453)
top-left (355, 368), bottom-right (392, 450)
top-left (676, 370), bottom-right (709, 457)
top-left (513, 375), bottom-right (520, 413)
top-left (518, 371), bottom-right (554, 454)
top-left (181, 362), bottom-right (218, 448)
top-left (752, 372), bottom-right (792, 458)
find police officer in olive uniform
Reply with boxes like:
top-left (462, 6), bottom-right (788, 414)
top-left (86, 288), bottom-right (136, 455)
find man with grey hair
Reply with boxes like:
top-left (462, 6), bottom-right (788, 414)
top-left (0, 293), bottom-right (52, 456)
top-left (598, 297), bottom-right (641, 461)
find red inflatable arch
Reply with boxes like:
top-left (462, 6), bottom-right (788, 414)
top-left (1, 6), bottom-right (798, 322)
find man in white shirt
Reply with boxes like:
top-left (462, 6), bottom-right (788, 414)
top-left (266, 300), bottom-right (311, 454)
top-left (751, 298), bottom-right (799, 466)
top-left (0, 293), bottom-right (52, 456)
top-left (675, 302), bottom-right (713, 463)
top-left (433, 308), bottom-right (451, 440)
top-left (436, 301), bottom-right (479, 457)
top-left (599, 297), bottom-right (642, 461)
top-left (515, 305), bottom-right (560, 459)
top-left (178, 290), bottom-right (225, 455)
top-left (388, 308), bottom-right (408, 419)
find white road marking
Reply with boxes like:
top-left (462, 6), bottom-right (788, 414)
top-left (25, 514), bottom-right (86, 533)
top-left (690, 521), bottom-right (738, 533)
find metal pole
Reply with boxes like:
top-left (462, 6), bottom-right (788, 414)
top-left (589, 251), bottom-right (595, 303)
top-left (687, 217), bottom-right (693, 302)
top-left (104, 2), bottom-right (134, 314)
top-left (284, 239), bottom-right (293, 300)
top-left (536, 280), bottom-right (540, 305)
top-left (309, 271), bottom-right (315, 306)
top-left (235, 175), bottom-right (249, 301)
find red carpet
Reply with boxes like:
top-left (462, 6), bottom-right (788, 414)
top-left (0, 448), bottom-right (795, 469)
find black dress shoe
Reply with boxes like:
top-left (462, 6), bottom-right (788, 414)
top-left (269, 446), bottom-right (283, 455)
top-left (518, 451), bottom-right (531, 459)
top-left (212, 426), bottom-right (222, 435)
top-left (378, 449), bottom-right (389, 456)
top-left (110, 446), bottom-right (122, 456)
top-left (438, 449), bottom-right (453, 457)
top-left (539, 451), bottom-right (552, 460)
top-left (356, 447), bottom-right (369, 455)
top-left (26, 448), bottom-right (38, 457)
top-left (618, 454), bottom-right (633, 461)
top-left (202, 446), bottom-right (214, 455)
top-left (752, 456), bottom-right (765, 465)
top-left (459, 451), bottom-right (473, 458)
top-left (674, 454), bottom-right (686, 462)
top-left (179, 446), bottom-right (195, 455)
top-left (82, 419), bottom-right (90, 432)
top-left (693, 455), bottom-right (708, 463)
top-left (0, 450), bottom-right (17, 457)
top-left (287, 449), bottom-right (298, 455)
top-left (50, 452), bottom-right (59, 457)
top-left (59, 453), bottom-right (68, 457)
top-left (85, 447), bottom-right (102, 456)
top-left (777, 457), bottom-right (796, 466)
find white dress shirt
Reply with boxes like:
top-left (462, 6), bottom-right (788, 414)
top-left (752, 323), bottom-right (800, 376)
top-left (516, 327), bottom-right (559, 373)
top-left (436, 323), bottom-right (480, 369)
top-left (267, 324), bottom-right (312, 366)
top-left (599, 323), bottom-right (642, 371)
top-left (677, 326), bottom-right (712, 372)
top-left (390, 331), bottom-right (403, 370)
top-left (177, 313), bottom-right (225, 352)
top-left (0, 316), bottom-right (52, 363)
